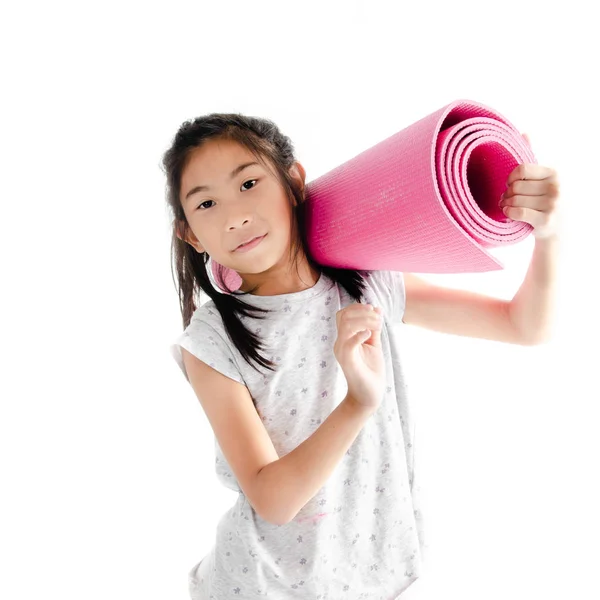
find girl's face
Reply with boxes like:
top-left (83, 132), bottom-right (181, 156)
top-left (178, 137), bottom-right (307, 291)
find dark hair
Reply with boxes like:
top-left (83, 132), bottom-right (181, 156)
top-left (161, 112), bottom-right (369, 375)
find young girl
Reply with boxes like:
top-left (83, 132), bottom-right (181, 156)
top-left (164, 113), bottom-right (426, 600)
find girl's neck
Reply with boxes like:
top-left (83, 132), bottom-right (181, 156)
top-left (239, 259), bottom-right (320, 297)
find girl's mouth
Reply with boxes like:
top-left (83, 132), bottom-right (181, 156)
top-left (234, 234), bottom-right (267, 253)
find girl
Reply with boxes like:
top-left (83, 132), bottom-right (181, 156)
top-left (164, 113), bottom-right (426, 600)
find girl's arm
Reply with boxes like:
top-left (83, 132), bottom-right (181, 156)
top-left (256, 394), bottom-right (374, 526)
top-left (182, 348), bottom-right (374, 527)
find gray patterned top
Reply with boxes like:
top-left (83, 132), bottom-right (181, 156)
top-left (170, 270), bottom-right (427, 599)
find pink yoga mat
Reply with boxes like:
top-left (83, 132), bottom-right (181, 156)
top-left (211, 98), bottom-right (537, 293)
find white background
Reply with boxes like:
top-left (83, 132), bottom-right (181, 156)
top-left (1, 1), bottom-right (598, 598)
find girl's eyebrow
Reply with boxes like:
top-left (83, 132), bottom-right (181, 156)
top-left (184, 162), bottom-right (260, 203)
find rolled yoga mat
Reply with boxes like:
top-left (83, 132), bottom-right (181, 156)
top-left (210, 98), bottom-right (537, 293)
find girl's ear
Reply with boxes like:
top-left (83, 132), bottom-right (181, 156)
top-left (289, 162), bottom-right (307, 207)
top-left (176, 220), bottom-right (204, 252)
top-left (175, 220), bottom-right (186, 242)
top-left (290, 161), bottom-right (306, 192)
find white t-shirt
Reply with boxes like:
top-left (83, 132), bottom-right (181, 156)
top-left (170, 269), bottom-right (427, 599)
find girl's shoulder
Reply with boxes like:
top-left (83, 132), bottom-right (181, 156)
top-left (364, 269), bottom-right (406, 325)
top-left (187, 302), bottom-right (219, 331)
top-left (171, 302), bottom-right (245, 386)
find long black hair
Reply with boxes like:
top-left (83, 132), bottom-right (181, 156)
top-left (161, 113), bottom-right (369, 375)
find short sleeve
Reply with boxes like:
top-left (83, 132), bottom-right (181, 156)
top-left (365, 270), bottom-right (406, 324)
top-left (170, 318), bottom-right (245, 386)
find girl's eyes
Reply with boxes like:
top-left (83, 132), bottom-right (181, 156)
top-left (196, 179), bottom-right (258, 211)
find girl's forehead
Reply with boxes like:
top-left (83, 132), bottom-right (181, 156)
top-left (187, 140), bottom-right (260, 170)
top-left (199, 137), bottom-right (249, 156)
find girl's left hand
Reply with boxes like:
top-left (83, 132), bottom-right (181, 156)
top-left (499, 133), bottom-right (561, 240)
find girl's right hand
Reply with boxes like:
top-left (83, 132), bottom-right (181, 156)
top-left (333, 303), bottom-right (385, 411)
